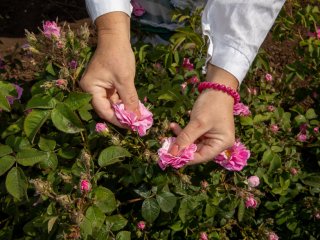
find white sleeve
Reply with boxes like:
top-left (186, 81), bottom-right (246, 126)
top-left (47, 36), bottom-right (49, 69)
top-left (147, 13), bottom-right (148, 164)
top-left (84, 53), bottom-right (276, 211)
top-left (202, 0), bottom-right (286, 84)
top-left (85, 0), bottom-right (132, 22)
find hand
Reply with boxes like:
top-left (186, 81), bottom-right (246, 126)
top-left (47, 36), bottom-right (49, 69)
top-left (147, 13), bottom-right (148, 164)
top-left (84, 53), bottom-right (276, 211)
top-left (169, 65), bottom-right (239, 164)
top-left (80, 13), bottom-right (140, 127)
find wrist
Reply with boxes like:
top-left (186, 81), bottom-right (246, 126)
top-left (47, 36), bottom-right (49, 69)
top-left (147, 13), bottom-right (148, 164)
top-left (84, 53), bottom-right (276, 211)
top-left (96, 12), bottom-right (131, 41)
top-left (206, 64), bottom-right (239, 90)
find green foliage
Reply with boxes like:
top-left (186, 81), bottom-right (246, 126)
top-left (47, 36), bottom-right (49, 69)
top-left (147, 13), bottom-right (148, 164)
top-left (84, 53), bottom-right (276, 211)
top-left (0, 2), bottom-right (319, 239)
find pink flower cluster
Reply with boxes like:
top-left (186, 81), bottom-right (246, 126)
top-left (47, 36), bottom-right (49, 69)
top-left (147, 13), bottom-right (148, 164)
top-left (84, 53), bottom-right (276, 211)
top-left (265, 73), bottom-right (273, 82)
top-left (131, 0), bottom-right (145, 17)
top-left (43, 21), bottom-right (61, 38)
top-left (157, 137), bottom-right (197, 170)
top-left (245, 195), bottom-right (258, 208)
top-left (214, 140), bottom-right (250, 171)
top-left (248, 176), bottom-right (260, 188)
top-left (137, 221), bottom-right (146, 230)
top-left (233, 102), bottom-right (251, 116)
top-left (268, 231), bottom-right (279, 240)
top-left (113, 101), bottom-right (153, 136)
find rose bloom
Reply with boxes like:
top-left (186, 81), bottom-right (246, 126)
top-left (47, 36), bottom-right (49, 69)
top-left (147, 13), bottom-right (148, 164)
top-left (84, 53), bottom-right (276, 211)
top-left (248, 176), bottom-right (260, 188)
top-left (268, 231), bottom-right (279, 240)
top-left (290, 167), bottom-right (298, 176)
top-left (233, 103), bottom-right (251, 116)
top-left (267, 105), bottom-right (275, 112)
top-left (297, 133), bottom-right (307, 142)
top-left (313, 127), bottom-right (319, 134)
top-left (113, 101), bottom-right (153, 137)
top-left (157, 137), bottom-right (197, 170)
top-left (214, 140), bottom-right (250, 171)
top-left (245, 195), bottom-right (258, 208)
top-left (182, 58), bottom-right (194, 71)
top-left (188, 76), bottom-right (200, 84)
top-left (95, 122), bottom-right (109, 136)
top-left (270, 124), bottom-right (279, 133)
top-left (200, 232), bottom-right (208, 240)
top-left (80, 179), bottom-right (91, 192)
top-left (265, 73), bottom-right (273, 82)
top-left (137, 221), bottom-right (146, 230)
top-left (131, 0), bottom-right (145, 17)
top-left (43, 21), bottom-right (61, 38)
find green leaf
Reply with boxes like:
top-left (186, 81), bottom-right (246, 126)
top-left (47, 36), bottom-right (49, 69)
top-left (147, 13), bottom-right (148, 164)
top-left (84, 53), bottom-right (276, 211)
top-left (105, 215), bottom-right (128, 231)
top-left (142, 198), bottom-right (160, 223)
top-left (46, 62), bottom-right (56, 76)
top-left (51, 103), bottom-right (84, 133)
top-left (261, 149), bottom-right (273, 166)
top-left (253, 114), bottom-right (270, 123)
top-left (98, 146), bottom-right (131, 167)
top-left (64, 92), bottom-right (92, 111)
top-left (237, 200), bottom-right (245, 222)
top-left (93, 187), bottom-right (117, 213)
top-left (306, 108), bottom-right (317, 119)
top-left (1, 118), bottom-right (23, 139)
top-left (178, 196), bottom-right (198, 223)
top-left (24, 109), bottom-right (51, 142)
top-left (0, 155), bottom-right (15, 176)
top-left (85, 206), bottom-right (106, 235)
top-left (0, 145), bottom-right (13, 157)
top-left (39, 152), bottom-right (58, 170)
top-left (16, 148), bottom-right (49, 166)
top-left (294, 115), bottom-right (306, 125)
top-left (268, 153), bottom-right (282, 173)
top-left (38, 137), bottom-right (56, 151)
top-left (0, 91), bottom-right (10, 112)
top-left (26, 94), bottom-right (57, 109)
top-left (116, 231), bottom-right (131, 240)
top-left (240, 116), bottom-right (253, 126)
top-left (47, 216), bottom-right (58, 233)
top-left (156, 191), bottom-right (177, 212)
top-left (5, 167), bottom-right (28, 200)
top-left (301, 174), bottom-right (320, 188)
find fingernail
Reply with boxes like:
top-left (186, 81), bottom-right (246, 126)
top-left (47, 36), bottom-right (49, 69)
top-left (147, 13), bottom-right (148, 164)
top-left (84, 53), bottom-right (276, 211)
top-left (169, 144), bottom-right (179, 156)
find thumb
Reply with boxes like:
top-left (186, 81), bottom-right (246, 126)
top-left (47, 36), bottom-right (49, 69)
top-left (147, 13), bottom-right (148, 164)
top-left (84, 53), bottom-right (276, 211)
top-left (116, 81), bottom-right (140, 116)
top-left (169, 120), bottom-right (208, 156)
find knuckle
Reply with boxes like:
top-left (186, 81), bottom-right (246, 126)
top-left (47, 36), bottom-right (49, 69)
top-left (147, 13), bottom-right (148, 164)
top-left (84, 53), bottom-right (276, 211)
top-left (178, 131), bottom-right (193, 144)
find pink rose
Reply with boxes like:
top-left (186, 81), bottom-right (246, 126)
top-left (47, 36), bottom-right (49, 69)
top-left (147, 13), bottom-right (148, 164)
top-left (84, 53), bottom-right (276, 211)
top-left (200, 232), bottom-right (208, 240)
top-left (95, 123), bottom-right (109, 136)
top-left (80, 179), bottom-right (91, 192)
top-left (248, 176), bottom-right (260, 188)
top-left (313, 127), bottom-right (319, 134)
top-left (270, 124), bottom-right (279, 133)
top-left (267, 105), bottom-right (275, 112)
top-left (233, 103), bottom-right (251, 116)
top-left (297, 133), bottom-right (307, 142)
top-left (157, 137), bottom-right (197, 170)
top-left (268, 231), bottom-right (279, 240)
top-left (113, 101), bottom-right (153, 137)
top-left (265, 73), bottom-right (273, 82)
top-left (43, 21), bottom-right (61, 38)
top-left (214, 140), bottom-right (250, 171)
top-left (137, 221), bottom-right (146, 230)
top-left (182, 58), bottom-right (194, 71)
top-left (245, 195), bottom-right (258, 208)
top-left (188, 76), bottom-right (200, 84)
top-left (55, 79), bottom-right (68, 88)
top-left (290, 168), bottom-right (298, 176)
top-left (131, 0), bottom-right (145, 17)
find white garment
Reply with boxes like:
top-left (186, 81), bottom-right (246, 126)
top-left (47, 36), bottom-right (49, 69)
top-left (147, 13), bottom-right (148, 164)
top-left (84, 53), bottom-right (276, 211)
top-left (85, 0), bottom-right (286, 84)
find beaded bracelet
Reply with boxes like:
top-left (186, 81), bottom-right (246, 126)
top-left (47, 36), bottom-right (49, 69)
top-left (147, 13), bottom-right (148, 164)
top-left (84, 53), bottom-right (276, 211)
top-left (198, 82), bottom-right (240, 104)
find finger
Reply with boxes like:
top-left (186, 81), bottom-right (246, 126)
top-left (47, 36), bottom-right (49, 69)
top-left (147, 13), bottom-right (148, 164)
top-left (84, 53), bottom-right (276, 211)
top-left (168, 120), bottom-right (209, 156)
top-left (116, 82), bottom-right (140, 116)
top-left (187, 140), bottom-right (227, 165)
top-left (170, 122), bottom-right (182, 136)
top-left (90, 88), bottom-right (123, 128)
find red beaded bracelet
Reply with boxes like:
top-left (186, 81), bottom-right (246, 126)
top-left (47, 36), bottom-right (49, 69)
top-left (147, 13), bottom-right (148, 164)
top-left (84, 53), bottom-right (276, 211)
top-left (198, 82), bottom-right (240, 104)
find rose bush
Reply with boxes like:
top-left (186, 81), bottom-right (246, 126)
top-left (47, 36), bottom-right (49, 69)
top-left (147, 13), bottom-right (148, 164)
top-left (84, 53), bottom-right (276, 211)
top-left (0, 1), bottom-right (319, 239)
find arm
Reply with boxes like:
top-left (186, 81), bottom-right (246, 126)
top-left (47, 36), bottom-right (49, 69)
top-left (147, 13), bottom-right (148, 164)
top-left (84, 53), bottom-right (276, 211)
top-left (170, 1), bottom-right (286, 163)
top-left (81, 1), bottom-right (140, 126)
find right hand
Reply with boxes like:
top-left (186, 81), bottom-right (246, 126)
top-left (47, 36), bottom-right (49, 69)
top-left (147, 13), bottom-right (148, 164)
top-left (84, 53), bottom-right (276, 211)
top-left (80, 13), bottom-right (140, 127)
